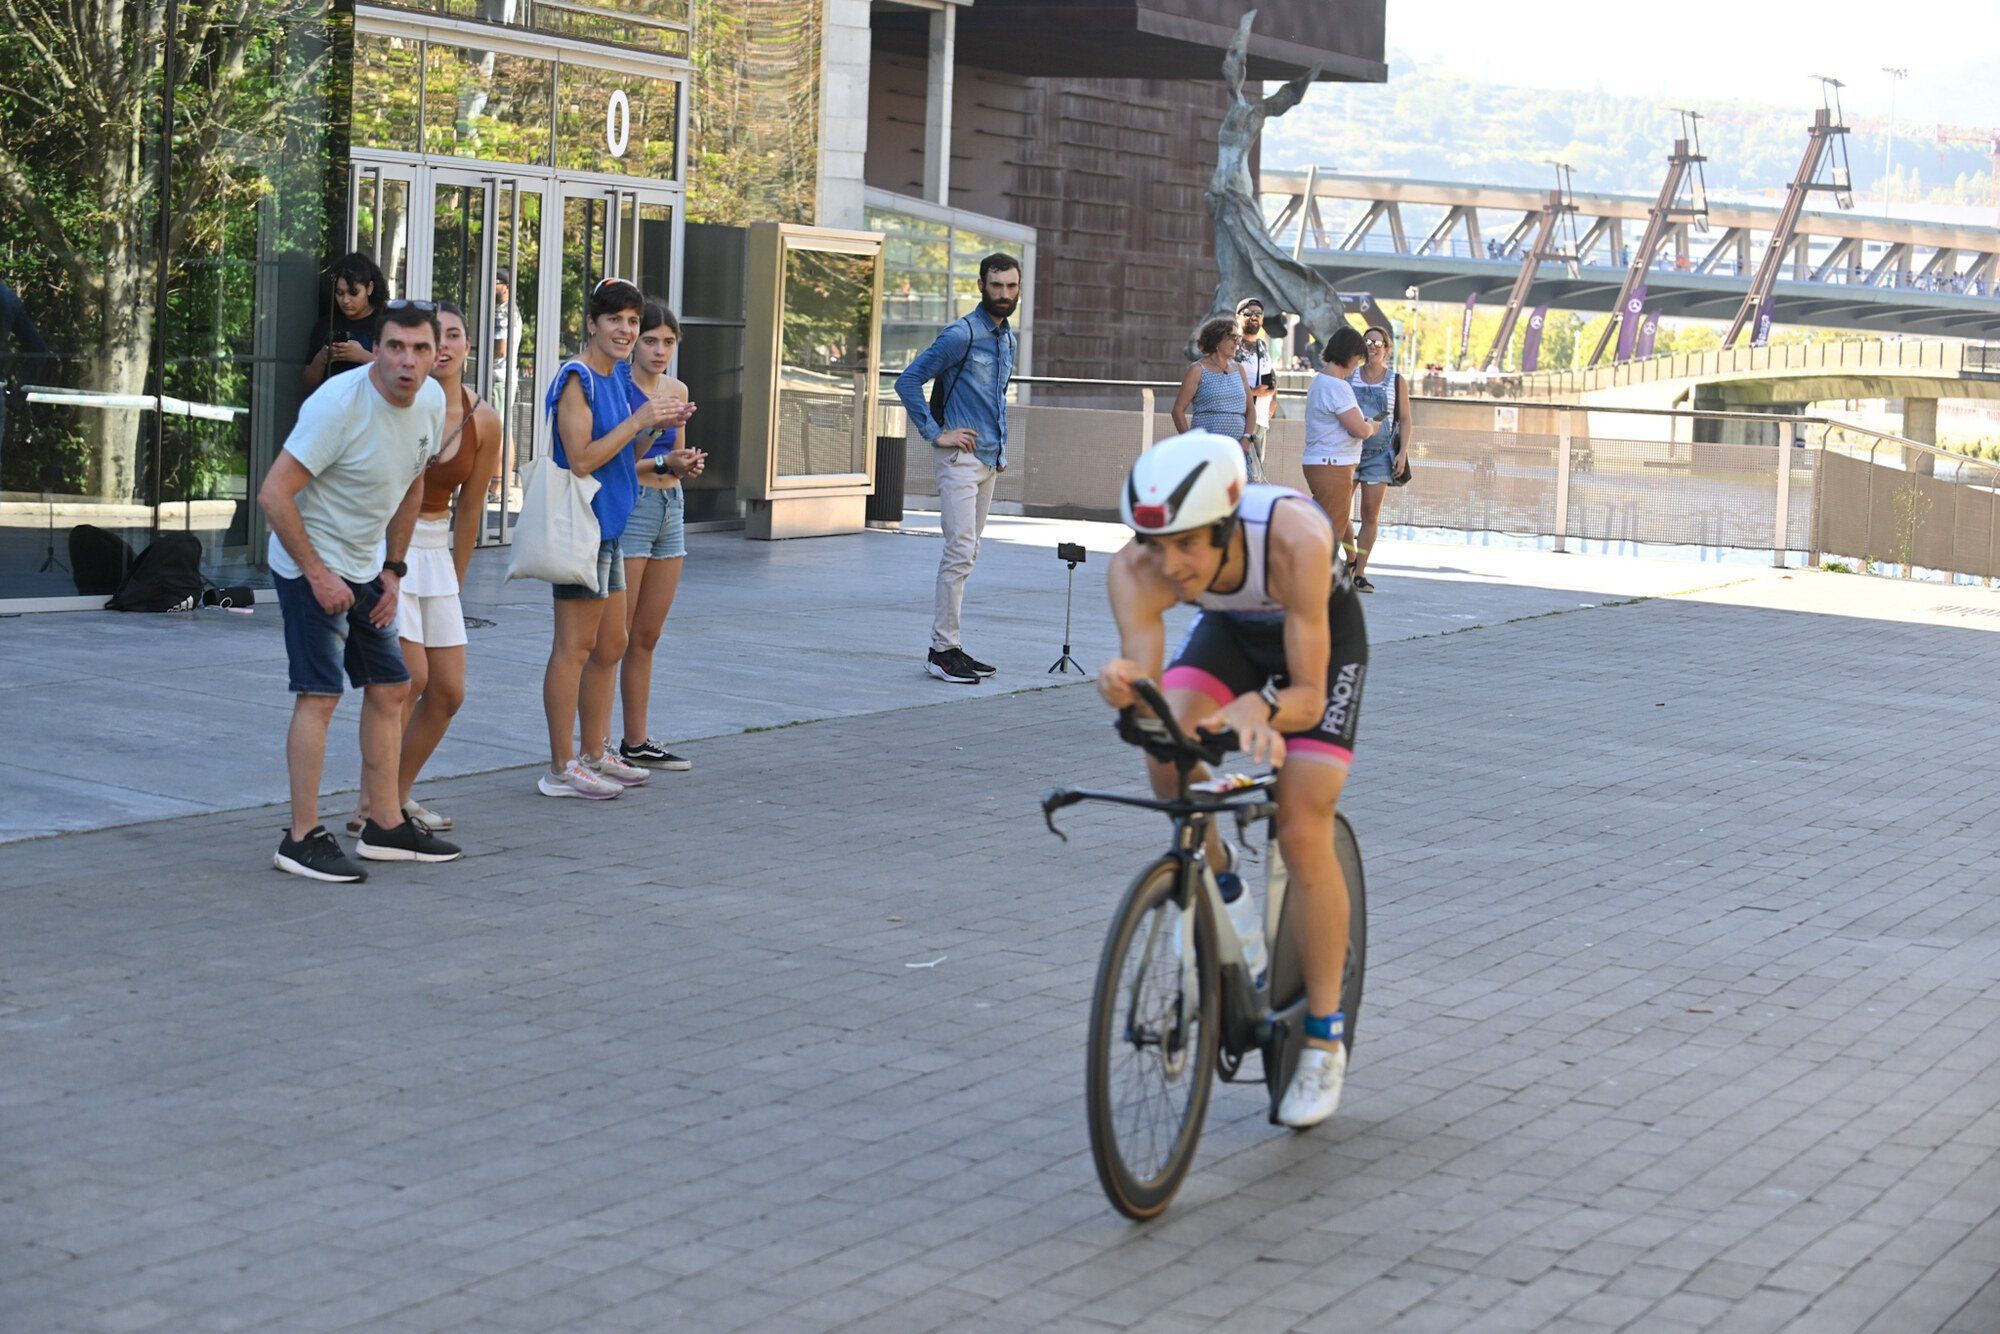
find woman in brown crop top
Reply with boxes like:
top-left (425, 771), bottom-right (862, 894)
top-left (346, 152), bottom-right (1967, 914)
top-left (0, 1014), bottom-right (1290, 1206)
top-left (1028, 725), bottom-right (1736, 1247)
top-left (351, 299), bottom-right (502, 835)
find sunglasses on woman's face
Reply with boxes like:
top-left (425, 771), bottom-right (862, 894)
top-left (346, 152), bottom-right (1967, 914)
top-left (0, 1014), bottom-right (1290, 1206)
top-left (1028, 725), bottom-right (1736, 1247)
top-left (1364, 339), bottom-right (1388, 350)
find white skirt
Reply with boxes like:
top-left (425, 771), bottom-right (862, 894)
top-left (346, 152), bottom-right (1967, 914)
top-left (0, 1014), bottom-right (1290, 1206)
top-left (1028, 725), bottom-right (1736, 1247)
top-left (392, 516), bottom-right (467, 648)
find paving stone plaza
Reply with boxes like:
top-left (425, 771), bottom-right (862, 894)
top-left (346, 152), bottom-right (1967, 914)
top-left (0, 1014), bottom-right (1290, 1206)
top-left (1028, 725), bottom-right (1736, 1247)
top-left (3, 521), bottom-right (1998, 1332)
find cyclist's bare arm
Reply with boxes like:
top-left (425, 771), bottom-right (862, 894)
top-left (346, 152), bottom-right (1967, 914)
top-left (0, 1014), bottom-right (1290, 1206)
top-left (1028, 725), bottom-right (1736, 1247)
top-left (1098, 541), bottom-right (1179, 712)
top-left (1265, 501), bottom-right (1336, 733)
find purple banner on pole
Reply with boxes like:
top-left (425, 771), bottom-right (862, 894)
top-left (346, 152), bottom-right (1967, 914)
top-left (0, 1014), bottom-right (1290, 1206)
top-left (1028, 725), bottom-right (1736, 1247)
top-left (1614, 284), bottom-right (1648, 362)
top-left (1752, 298), bottom-right (1776, 348)
top-left (1458, 293), bottom-right (1476, 367)
top-left (1634, 311), bottom-right (1661, 360)
top-left (1521, 304), bottom-right (1549, 372)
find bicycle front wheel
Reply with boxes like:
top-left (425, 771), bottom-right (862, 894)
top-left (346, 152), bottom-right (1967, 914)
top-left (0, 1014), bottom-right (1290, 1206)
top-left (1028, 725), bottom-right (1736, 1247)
top-left (1086, 855), bottom-right (1220, 1220)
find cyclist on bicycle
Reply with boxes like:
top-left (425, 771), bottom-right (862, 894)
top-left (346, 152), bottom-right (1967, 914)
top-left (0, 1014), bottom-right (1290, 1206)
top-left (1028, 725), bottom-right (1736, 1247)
top-left (1097, 430), bottom-right (1367, 1128)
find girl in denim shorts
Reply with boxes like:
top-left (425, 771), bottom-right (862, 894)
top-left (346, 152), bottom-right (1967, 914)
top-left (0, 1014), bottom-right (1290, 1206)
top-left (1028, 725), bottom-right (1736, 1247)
top-left (616, 300), bottom-right (706, 772)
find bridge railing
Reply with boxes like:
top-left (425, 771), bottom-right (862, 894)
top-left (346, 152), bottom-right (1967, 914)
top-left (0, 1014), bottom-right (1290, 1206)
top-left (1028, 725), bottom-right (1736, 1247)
top-left (1519, 337), bottom-right (1995, 400)
top-left (877, 378), bottom-right (1997, 582)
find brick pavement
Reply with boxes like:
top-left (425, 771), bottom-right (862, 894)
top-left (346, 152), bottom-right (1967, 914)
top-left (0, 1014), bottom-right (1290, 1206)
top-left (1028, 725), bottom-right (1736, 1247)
top-left (2, 578), bottom-right (1998, 1331)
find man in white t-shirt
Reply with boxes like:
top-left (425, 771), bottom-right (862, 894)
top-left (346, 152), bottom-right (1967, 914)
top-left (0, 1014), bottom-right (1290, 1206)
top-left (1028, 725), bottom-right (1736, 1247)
top-left (1232, 298), bottom-right (1277, 479)
top-left (258, 301), bottom-right (462, 882)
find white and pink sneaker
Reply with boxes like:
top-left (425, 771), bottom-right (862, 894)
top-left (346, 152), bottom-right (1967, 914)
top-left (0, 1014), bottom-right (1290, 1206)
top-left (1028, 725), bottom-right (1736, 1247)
top-left (537, 760), bottom-right (623, 800)
top-left (584, 748), bottom-right (650, 787)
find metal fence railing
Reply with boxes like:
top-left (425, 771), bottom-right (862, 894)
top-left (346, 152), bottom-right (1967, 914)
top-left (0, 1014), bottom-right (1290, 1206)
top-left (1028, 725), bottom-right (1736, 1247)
top-left (878, 378), bottom-right (2000, 583)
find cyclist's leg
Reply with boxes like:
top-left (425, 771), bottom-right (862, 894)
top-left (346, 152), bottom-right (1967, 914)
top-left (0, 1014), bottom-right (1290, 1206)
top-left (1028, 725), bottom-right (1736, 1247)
top-left (1273, 759), bottom-right (1349, 1048)
top-left (1275, 582), bottom-right (1367, 1049)
top-left (1156, 613), bottom-right (1261, 866)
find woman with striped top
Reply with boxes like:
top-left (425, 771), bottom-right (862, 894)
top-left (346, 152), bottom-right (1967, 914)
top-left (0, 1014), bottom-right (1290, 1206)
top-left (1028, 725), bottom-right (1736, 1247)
top-left (1171, 316), bottom-right (1258, 476)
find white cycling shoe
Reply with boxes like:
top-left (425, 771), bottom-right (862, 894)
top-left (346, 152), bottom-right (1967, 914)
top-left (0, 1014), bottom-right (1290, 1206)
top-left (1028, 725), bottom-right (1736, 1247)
top-left (1277, 1044), bottom-right (1347, 1128)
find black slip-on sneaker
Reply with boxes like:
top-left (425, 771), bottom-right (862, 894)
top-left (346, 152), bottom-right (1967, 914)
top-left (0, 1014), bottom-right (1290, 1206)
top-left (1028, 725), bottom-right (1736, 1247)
top-left (620, 738), bottom-right (694, 771)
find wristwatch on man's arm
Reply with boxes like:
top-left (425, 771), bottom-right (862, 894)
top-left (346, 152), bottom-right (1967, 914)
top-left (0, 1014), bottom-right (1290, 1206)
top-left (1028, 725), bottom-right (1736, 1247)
top-left (382, 559), bottom-right (408, 578)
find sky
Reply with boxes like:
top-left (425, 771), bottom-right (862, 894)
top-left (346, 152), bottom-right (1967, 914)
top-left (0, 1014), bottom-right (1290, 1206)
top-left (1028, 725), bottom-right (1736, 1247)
top-left (1386, 0), bottom-right (2000, 131)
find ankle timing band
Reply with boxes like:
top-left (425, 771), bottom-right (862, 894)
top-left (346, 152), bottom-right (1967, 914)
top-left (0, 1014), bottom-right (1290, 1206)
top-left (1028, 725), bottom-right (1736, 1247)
top-left (1304, 1010), bottom-right (1344, 1043)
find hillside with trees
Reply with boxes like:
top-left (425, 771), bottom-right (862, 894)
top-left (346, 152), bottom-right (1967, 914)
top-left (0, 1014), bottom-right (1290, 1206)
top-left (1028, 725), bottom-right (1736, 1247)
top-left (1263, 59), bottom-right (1997, 213)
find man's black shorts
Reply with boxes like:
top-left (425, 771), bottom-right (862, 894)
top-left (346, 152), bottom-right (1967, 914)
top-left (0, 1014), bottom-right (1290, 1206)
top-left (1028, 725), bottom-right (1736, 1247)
top-left (1162, 581), bottom-right (1367, 767)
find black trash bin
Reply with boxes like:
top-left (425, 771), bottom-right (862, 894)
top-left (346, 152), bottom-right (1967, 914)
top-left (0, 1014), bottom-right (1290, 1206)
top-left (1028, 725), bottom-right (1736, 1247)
top-left (868, 433), bottom-right (907, 526)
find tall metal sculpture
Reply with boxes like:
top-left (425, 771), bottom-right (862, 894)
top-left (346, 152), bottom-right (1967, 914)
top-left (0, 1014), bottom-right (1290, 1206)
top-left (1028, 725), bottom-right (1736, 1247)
top-left (1201, 11), bottom-right (1349, 350)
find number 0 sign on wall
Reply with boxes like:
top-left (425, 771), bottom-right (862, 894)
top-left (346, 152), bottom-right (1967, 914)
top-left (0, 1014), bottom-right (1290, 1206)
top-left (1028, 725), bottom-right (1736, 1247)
top-left (606, 89), bottom-right (630, 159)
top-left (557, 64), bottom-right (678, 177)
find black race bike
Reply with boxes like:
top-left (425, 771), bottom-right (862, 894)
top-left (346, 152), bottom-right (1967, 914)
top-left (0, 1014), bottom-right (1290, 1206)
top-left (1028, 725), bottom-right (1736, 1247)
top-left (1043, 679), bottom-right (1367, 1220)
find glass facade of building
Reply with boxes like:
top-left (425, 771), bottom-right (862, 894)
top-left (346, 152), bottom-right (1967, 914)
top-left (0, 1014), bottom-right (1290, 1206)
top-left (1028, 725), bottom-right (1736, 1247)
top-left (865, 197), bottom-right (1034, 376)
top-left (0, 0), bottom-right (839, 600)
top-left (0, 0), bottom-right (345, 599)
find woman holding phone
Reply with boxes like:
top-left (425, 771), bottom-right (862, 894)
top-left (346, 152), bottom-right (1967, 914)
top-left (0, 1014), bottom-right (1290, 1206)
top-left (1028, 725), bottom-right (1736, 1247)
top-left (1347, 325), bottom-right (1410, 592)
top-left (1301, 325), bottom-right (1376, 571)
top-left (303, 253), bottom-right (386, 391)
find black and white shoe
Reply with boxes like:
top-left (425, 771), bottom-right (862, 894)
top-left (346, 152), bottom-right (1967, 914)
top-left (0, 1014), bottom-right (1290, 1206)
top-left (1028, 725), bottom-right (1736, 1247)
top-left (620, 738), bottom-right (694, 771)
top-left (274, 826), bottom-right (368, 883)
top-left (358, 817), bottom-right (463, 863)
top-left (926, 647), bottom-right (979, 684)
top-left (958, 649), bottom-right (997, 677)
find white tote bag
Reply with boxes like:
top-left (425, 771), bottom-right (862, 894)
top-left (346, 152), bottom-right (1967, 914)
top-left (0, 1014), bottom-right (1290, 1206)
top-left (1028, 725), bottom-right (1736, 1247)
top-left (506, 454), bottom-right (602, 589)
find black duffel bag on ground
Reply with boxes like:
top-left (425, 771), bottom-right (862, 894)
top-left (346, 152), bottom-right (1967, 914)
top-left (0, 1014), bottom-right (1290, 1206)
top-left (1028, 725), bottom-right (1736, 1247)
top-left (106, 532), bottom-right (205, 612)
top-left (69, 524), bottom-right (138, 596)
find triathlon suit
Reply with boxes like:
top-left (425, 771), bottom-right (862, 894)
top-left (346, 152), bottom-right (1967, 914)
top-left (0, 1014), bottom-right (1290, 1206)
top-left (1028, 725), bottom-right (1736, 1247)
top-left (1160, 483), bottom-right (1368, 768)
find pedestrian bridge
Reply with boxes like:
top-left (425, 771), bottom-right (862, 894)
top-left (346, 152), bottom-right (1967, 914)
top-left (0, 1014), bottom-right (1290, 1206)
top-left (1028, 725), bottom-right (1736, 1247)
top-left (1262, 170), bottom-right (2000, 341)
top-left (1517, 338), bottom-right (2000, 413)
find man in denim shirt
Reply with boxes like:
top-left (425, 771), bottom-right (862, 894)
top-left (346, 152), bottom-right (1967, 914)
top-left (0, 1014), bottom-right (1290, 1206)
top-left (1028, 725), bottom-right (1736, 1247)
top-left (895, 252), bottom-right (1020, 684)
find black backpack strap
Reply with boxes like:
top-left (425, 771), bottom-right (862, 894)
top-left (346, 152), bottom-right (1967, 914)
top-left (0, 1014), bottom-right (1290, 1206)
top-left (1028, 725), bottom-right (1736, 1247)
top-left (927, 315), bottom-right (977, 428)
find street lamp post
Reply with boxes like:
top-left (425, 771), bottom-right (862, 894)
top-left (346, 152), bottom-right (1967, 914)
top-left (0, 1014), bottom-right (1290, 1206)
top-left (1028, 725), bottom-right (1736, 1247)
top-left (1882, 66), bottom-right (1908, 208)
top-left (1404, 285), bottom-right (1420, 377)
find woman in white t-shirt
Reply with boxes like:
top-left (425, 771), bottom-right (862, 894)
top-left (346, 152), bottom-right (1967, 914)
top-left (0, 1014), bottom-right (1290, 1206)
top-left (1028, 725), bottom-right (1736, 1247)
top-left (1302, 324), bottom-right (1375, 565)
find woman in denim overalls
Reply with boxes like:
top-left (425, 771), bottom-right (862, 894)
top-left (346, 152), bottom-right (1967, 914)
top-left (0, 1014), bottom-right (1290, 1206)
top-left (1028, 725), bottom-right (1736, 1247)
top-left (1347, 326), bottom-right (1411, 593)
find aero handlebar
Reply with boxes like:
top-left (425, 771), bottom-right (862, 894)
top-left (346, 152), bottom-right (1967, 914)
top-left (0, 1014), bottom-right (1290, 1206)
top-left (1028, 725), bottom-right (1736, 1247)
top-left (1115, 678), bottom-right (1240, 768)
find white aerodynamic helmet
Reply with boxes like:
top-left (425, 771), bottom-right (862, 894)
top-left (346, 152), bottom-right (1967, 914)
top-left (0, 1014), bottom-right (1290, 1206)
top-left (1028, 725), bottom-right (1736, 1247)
top-left (1121, 431), bottom-right (1247, 537)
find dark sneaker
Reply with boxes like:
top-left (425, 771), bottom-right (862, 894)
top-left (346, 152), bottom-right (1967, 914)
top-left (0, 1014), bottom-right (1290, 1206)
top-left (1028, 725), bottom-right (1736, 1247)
top-left (620, 738), bottom-right (693, 772)
top-left (1353, 574), bottom-right (1375, 593)
top-left (274, 826), bottom-right (367, 883)
top-left (358, 817), bottom-right (463, 863)
top-left (958, 649), bottom-right (997, 677)
top-left (926, 647), bottom-right (979, 684)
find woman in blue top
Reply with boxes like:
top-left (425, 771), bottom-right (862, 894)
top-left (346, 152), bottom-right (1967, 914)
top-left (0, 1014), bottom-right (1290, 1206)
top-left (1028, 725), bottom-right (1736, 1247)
top-left (1347, 325), bottom-right (1411, 593)
top-left (1171, 317), bottom-right (1258, 476)
top-left (537, 278), bottom-right (693, 801)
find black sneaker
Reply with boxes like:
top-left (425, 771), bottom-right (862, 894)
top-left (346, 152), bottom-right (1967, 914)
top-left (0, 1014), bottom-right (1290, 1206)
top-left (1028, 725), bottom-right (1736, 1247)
top-left (959, 649), bottom-right (997, 677)
top-left (926, 647), bottom-right (979, 684)
top-left (620, 738), bottom-right (694, 772)
top-left (357, 817), bottom-right (463, 863)
top-left (274, 826), bottom-right (367, 883)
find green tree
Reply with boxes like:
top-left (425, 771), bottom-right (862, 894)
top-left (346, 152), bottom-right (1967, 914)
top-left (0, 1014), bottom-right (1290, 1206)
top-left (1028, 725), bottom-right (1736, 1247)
top-left (0, 0), bottom-right (331, 500)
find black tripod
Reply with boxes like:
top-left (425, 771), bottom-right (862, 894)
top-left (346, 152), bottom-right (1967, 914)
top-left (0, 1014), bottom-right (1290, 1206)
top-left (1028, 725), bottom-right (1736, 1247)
top-left (1049, 549), bottom-right (1085, 675)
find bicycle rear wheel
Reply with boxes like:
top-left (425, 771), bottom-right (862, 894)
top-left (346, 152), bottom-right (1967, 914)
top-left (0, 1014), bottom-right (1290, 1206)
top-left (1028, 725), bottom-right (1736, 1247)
top-left (1086, 855), bottom-right (1219, 1220)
